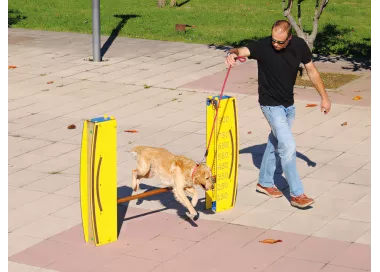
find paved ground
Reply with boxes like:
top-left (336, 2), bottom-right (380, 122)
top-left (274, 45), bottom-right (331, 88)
top-left (8, 29), bottom-right (371, 271)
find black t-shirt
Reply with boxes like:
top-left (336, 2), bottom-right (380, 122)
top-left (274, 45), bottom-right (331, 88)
top-left (247, 36), bottom-right (312, 107)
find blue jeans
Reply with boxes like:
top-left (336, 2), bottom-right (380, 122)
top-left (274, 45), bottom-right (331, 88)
top-left (258, 105), bottom-right (304, 197)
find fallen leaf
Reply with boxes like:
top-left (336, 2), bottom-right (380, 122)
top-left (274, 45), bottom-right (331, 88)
top-left (259, 239), bottom-right (282, 244)
top-left (125, 130), bottom-right (138, 133)
top-left (47, 81), bottom-right (54, 84)
top-left (341, 122), bottom-right (348, 126)
top-left (175, 24), bottom-right (186, 32)
top-left (144, 84), bottom-right (151, 89)
top-left (67, 124), bottom-right (76, 129)
top-left (306, 104), bottom-right (318, 107)
top-left (8, 65), bottom-right (17, 69)
top-left (248, 131), bottom-right (252, 134)
top-left (353, 96), bottom-right (362, 100)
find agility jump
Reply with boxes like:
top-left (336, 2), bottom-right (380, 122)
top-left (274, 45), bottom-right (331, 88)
top-left (79, 57), bottom-right (245, 246)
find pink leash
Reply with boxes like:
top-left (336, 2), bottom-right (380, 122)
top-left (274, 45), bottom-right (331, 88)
top-left (203, 56), bottom-right (246, 160)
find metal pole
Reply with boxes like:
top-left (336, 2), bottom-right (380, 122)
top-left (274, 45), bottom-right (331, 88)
top-left (92, 0), bottom-right (101, 62)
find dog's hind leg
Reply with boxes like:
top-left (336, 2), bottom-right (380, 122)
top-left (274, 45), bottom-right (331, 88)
top-left (185, 187), bottom-right (198, 207)
top-left (132, 160), bottom-right (152, 191)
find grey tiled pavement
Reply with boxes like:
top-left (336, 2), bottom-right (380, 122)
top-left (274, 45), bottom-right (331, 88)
top-left (8, 29), bottom-right (370, 271)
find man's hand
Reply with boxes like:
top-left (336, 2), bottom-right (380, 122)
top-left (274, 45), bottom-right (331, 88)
top-left (304, 61), bottom-right (331, 115)
top-left (224, 47), bottom-right (250, 66)
top-left (225, 53), bottom-right (238, 66)
top-left (321, 98), bottom-right (331, 114)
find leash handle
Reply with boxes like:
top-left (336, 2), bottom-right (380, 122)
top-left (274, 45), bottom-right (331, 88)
top-left (203, 56), bottom-right (246, 162)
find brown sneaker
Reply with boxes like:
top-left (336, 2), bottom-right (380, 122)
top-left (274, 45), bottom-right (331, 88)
top-left (291, 194), bottom-right (314, 208)
top-left (256, 183), bottom-right (283, 198)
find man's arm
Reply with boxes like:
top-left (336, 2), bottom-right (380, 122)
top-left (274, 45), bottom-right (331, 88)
top-left (304, 61), bottom-right (331, 114)
top-left (225, 47), bottom-right (251, 66)
top-left (229, 47), bottom-right (251, 57)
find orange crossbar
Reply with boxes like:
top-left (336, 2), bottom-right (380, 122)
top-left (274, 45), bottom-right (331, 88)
top-left (117, 187), bottom-right (173, 204)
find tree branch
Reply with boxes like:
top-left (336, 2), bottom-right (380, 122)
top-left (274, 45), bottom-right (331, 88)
top-left (283, 0), bottom-right (305, 38)
top-left (297, 0), bottom-right (303, 32)
top-left (283, 0), bottom-right (293, 16)
top-left (309, 0), bottom-right (329, 41)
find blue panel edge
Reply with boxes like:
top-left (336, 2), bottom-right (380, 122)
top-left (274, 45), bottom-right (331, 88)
top-left (212, 201), bottom-right (216, 212)
top-left (206, 95), bottom-right (231, 105)
top-left (90, 116), bottom-right (111, 123)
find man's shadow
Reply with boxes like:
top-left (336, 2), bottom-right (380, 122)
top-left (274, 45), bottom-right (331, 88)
top-left (240, 143), bottom-right (316, 202)
top-left (101, 14), bottom-right (140, 57)
top-left (117, 183), bottom-right (211, 233)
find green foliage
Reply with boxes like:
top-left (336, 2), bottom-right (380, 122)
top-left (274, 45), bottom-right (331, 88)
top-left (8, 0), bottom-right (370, 58)
top-left (8, 9), bottom-right (27, 27)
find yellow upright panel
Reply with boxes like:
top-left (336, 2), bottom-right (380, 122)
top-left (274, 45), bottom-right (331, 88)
top-left (80, 120), bottom-right (89, 243)
top-left (205, 96), bottom-right (239, 213)
top-left (80, 115), bottom-right (117, 246)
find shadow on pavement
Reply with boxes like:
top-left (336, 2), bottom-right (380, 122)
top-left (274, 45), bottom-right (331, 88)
top-left (101, 14), bottom-right (141, 58)
top-left (240, 143), bottom-right (316, 201)
top-left (116, 183), bottom-right (211, 230)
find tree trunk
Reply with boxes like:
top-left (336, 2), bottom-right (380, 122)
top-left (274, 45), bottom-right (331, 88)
top-left (170, 0), bottom-right (177, 7)
top-left (282, 0), bottom-right (329, 81)
top-left (282, 0), bottom-right (329, 52)
top-left (157, 0), bottom-right (166, 8)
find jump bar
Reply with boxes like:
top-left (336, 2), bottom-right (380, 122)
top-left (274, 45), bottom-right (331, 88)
top-left (117, 187), bottom-right (173, 204)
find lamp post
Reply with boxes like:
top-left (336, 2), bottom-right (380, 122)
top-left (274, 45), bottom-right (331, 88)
top-left (92, 0), bottom-right (101, 62)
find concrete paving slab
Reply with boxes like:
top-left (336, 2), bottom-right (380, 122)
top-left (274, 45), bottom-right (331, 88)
top-left (8, 28), bottom-right (371, 271)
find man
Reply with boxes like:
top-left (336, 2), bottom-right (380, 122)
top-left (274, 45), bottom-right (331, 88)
top-left (226, 20), bottom-right (331, 208)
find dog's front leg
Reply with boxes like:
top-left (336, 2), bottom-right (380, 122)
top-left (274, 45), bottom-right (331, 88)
top-left (185, 187), bottom-right (198, 207)
top-left (175, 185), bottom-right (198, 219)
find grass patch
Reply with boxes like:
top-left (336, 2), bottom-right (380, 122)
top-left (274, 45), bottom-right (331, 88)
top-left (295, 72), bottom-right (359, 90)
top-left (8, 0), bottom-right (370, 58)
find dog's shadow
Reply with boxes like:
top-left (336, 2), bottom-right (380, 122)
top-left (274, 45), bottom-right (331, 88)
top-left (240, 143), bottom-right (316, 203)
top-left (117, 183), bottom-right (212, 229)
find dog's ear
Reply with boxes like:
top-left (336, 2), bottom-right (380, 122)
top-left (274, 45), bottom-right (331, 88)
top-left (172, 156), bottom-right (188, 174)
top-left (196, 168), bottom-right (205, 178)
top-left (174, 157), bottom-right (185, 169)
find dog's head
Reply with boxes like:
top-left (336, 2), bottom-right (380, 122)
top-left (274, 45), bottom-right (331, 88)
top-left (193, 163), bottom-right (215, 191)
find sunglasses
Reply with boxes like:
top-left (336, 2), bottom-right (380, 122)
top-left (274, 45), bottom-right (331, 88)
top-left (271, 37), bottom-right (288, 45)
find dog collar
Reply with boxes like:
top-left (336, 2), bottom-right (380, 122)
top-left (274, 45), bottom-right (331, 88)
top-left (191, 164), bottom-right (199, 181)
